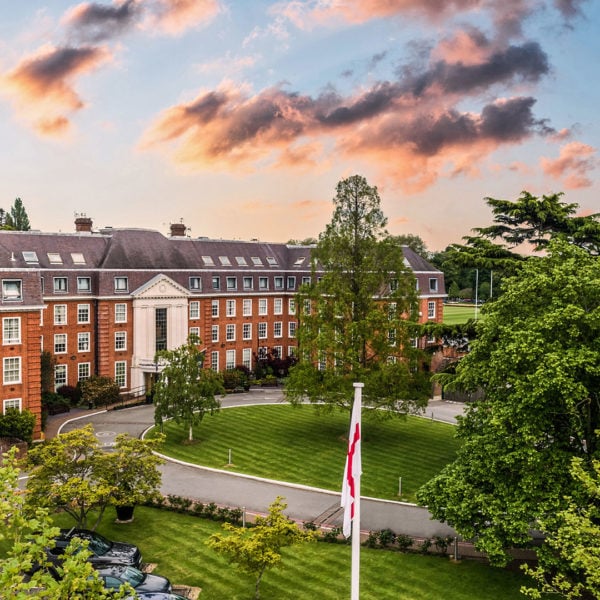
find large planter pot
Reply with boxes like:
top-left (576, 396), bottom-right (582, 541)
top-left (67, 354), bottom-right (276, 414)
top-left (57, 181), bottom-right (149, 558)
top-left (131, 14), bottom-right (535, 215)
top-left (115, 505), bottom-right (135, 522)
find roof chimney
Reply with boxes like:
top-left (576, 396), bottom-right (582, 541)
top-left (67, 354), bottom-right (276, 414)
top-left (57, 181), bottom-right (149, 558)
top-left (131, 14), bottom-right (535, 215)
top-left (75, 216), bottom-right (93, 233)
top-left (169, 222), bottom-right (187, 237)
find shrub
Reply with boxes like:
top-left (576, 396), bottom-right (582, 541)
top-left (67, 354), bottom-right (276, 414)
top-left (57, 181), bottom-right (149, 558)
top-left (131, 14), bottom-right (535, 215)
top-left (41, 392), bottom-right (70, 415)
top-left (0, 409), bottom-right (36, 444)
top-left (378, 528), bottom-right (396, 548)
top-left (419, 538), bottom-right (432, 554)
top-left (57, 385), bottom-right (82, 406)
top-left (396, 534), bottom-right (413, 552)
top-left (434, 535), bottom-right (452, 554)
top-left (79, 376), bottom-right (120, 408)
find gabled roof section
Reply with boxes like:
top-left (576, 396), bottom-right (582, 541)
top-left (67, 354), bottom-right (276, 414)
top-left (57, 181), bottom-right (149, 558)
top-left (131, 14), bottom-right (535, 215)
top-left (131, 273), bottom-right (190, 299)
top-left (401, 246), bottom-right (441, 273)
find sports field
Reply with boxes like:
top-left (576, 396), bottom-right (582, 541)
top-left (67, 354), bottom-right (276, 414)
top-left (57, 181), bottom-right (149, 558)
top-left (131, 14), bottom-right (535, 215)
top-left (443, 303), bottom-right (478, 324)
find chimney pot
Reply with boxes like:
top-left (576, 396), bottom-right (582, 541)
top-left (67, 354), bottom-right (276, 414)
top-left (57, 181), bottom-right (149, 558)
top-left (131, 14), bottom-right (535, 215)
top-left (170, 222), bottom-right (187, 237)
top-left (75, 217), bottom-right (93, 232)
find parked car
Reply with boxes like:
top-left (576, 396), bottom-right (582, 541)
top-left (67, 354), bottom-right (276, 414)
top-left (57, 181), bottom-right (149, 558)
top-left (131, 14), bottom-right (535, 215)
top-left (46, 528), bottom-right (142, 569)
top-left (128, 594), bottom-right (188, 600)
top-left (96, 565), bottom-right (171, 594)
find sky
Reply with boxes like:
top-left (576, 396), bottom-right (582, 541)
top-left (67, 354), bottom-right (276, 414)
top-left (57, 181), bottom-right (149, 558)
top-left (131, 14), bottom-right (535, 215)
top-left (0, 0), bottom-right (598, 251)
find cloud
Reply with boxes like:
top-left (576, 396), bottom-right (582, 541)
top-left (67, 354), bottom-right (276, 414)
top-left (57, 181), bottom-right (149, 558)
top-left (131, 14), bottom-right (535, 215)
top-left (63, 0), bottom-right (141, 42)
top-left (541, 141), bottom-right (598, 188)
top-left (143, 0), bottom-right (222, 35)
top-left (1, 44), bottom-right (112, 136)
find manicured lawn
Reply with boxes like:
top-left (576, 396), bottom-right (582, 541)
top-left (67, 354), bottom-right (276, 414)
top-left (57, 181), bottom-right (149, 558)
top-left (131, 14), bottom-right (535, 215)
top-left (51, 507), bottom-right (542, 600)
top-left (151, 404), bottom-right (460, 502)
top-left (443, 303), bottom-right (478, 324)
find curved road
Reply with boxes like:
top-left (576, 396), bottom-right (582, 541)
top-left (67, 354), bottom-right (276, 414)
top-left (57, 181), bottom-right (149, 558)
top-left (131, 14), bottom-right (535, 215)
top-left (58, 389), bottom-right (463, 538)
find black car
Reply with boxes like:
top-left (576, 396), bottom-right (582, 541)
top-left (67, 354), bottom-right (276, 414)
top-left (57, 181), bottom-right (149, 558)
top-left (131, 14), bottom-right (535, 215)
top-left (128, 594), bottom-right (188, 600)
top-left (96, 565), bottom-right (171, 594)
top-left (47, 528), bottom-right (143, 569)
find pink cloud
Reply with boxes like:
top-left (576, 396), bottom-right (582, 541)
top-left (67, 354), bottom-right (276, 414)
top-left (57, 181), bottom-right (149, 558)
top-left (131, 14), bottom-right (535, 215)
top-left (1, 44), bottom-right (112, 136)
top-left (541, 141), bottom-right (598, 189)
top-left (143, 0), bottom-right (222, 35)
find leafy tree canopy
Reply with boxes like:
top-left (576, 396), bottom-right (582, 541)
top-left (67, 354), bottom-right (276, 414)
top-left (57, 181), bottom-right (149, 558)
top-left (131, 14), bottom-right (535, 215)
top-left (153, 335), bottom-right (224, 442)
top-left (389, 233), bottom-right (429, 259)
top-left (418, 240), bottom-right (600, 567)
top-left (3, 197), bottom-right (31, 231)
top-left (285, 175), bottom-right (431, 413)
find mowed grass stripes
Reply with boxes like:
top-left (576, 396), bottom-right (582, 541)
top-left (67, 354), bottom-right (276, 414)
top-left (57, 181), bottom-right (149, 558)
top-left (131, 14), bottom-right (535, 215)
top-left (152, 404), bottom-right (460, 502)
top-left (52, 507), bottom-right (540, 600)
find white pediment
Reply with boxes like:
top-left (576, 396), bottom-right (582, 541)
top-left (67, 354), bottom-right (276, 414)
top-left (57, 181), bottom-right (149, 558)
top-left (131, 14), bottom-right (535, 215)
top-left (131, 274), bottom-right (190, 299)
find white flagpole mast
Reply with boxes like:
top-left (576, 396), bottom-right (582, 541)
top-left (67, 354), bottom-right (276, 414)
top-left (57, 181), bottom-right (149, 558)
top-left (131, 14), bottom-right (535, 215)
top-left (351, 382), bottom-right (363, 600)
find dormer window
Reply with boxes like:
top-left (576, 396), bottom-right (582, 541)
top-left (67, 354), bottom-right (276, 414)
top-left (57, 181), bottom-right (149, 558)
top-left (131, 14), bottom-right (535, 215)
top-left (251, 257), bottom-right (262, 266)
top-left (114, 277), bottom-right (128, 292)
top-left (219, 256), bottom-right (231, 266)
top-left (2, 280), bottom-right (22, 301)
top-left (22, 251), bottom-right (38, 263)
top-left (266, 256), bottom-right (277, 266)
top-left (202, 256), bottom-right (214, 266)
top-left (47, 253), bottom-right (62, 264)
top-left (71, 252), bottom-right (85, 264)
top-left (235, 257), bottom-right (247, 266)
top-left (53, 277), bottom-right (68, 293)
top-left (429, 278), bottom-right (438, 292)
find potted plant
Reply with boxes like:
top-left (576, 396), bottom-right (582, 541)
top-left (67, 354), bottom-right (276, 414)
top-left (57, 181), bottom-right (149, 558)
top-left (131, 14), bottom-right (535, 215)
top-left (104, 434), bottom-right (165, 522)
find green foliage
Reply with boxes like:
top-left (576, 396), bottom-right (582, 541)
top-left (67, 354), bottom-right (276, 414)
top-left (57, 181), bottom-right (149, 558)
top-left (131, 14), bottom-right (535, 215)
top-left (0, 408), bottom-right (35, 444)
top-left (26, 425), bottom-right (164, 529)
top-left (207, 496), bottom-right (315, 599)
top-left (0, 448), bottom-right (126, 599)
top-left (40, 351), bottom-right (55, 395)
top-left (56, 385), bottom-right (82, 406)
top-left (153, 336), bottom-right (224, 442)
top-left (447, 281), bottom-right (461, 299)
top-left (41, 392), bottom-right (70, 416)
top-left (522, 457), bottom-right (600, 599)
top-left (79, 376), bottom-right (120, 408)
top-left (389, 233), bottom-right (429, 258)
top-left (4, 197), bottom-right (31, 231)
top-left (286, 175), bottom-right (430, 414)
top-left (418, 240), bottom-right (600, 566)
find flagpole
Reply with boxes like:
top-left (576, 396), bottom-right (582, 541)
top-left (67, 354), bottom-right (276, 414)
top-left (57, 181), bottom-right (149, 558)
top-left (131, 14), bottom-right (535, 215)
top-left (351, 382), bottom-right (363, 600)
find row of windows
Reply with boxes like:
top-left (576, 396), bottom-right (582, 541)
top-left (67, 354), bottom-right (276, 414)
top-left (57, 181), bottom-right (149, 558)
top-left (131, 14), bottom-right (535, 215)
top-left (22, 251), bottom-right (85, 265)
top-left (210, 275), bottom-right (310, 292)
top-left (52, 303), bottom-right (127, 325)
top-left (210, 346), bottom-right (296, 371)
top-left (209, 321), bottom-right (296, 342)
top-left (202, 297), bottom-right (296, 319)
top-left (52, 331), bottom-right (127, 353)
top-left (53, 361), bottom-right (127, 389)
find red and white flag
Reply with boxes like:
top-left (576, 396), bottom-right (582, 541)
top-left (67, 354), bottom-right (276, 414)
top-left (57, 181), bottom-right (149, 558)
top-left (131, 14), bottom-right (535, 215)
top-left (341, 389), bottom-right (362, 538)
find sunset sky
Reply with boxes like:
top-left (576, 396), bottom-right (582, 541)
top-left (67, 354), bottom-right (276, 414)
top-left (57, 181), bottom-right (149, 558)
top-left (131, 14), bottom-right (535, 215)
top-left (0, 0), bottom-right (597, 251)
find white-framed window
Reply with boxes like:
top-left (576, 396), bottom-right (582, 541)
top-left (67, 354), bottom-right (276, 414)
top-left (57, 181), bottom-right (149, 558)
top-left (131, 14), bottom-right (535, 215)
top-left (190, 301), bottom-right (200, 320)
top-left (78, 332), bottom-right (90, 352)
top-left (258, 298), bottom-right (267, 316)
top-left (219, 256), bottom-right (231, 266)
top-left (54, 304), bottom-right (67, 325)
top-left (243, 276), bottom-right (253, 290)
top-left (274, 276), bottom-right (284, 290)
top-left (273, 298), bottom-right (283, 315)
top-left (242, 323), bottom-right (252, 340)
top-left (390, 279), bottom-right (399, 292)
top-left (427, 301), bottom-right (436, 319)
top-left (303, 299), bottom-right (311, 315)
top-left (388, 329), bottom-right (396, 346)
top-left (3, 398), bottom-right (21, 413)
top-left (115, 331), bottom-right (126, 351)
top-left (266, 256), bottom-right (278, 266)
top-left (212, 276), bottom-right (220, 290)
top-left (115, 361), bottom-right (127, 387)
top-left (388, 302), bottom-right (397, 320)
top-left (77, 304), bottom-right (90, 324)
top-left (288, 298), bottom-right (296, 315)
top-left (258, 322), bottom-right (267, 339)
top-left (211, 300), bottom-right (219, 317)
top-left (259, 277), bottom-right (268, 290)
top-left (77, 277), bottom-right (91, 292)
top-left (114, 277), bottom-right (128, 292)
top-left (226, 349), bottom-right (236, 370)
top-left (287, 276), bottom-right (296, 290)
top-left (302, 276), bottom-right (311, 286)
top-left (2, 280), bottom-right (22, 301)
top-left (243, 298), bottom-right (252, 316)
top-left (71, 252), bottom-right (85, 265)
top-left (3, 357), bottom-right (21, 384)
top-left (274, 322), bottom-right (282, 338)
top-left (115, 303), bottom-right (127, 323)
top-left (47, 253), bottom-right (62, 264)
top-left (23, 251), bottom-right (38, 264)
top-left (288, 321), bottom-right (297, 338)
top-left (288, 346), bottom-right (297, 358)
top-left (78, 362), bottom-right (90, 381)
top-left (242, 348), bottom-right (252, 370)
top-left (226, 299), bottom-right (236, 317)
top-left (251, 256), bottom-right (262, 266)
top-left (318, 353), bottom-right (326, 371)
top-left (211, 351), bottom-right (219, 371)
top-left (236, 256), bottom-right (247, 266)
top-left (2, 317), bottom-right (20, 345)
top-left (226, 277), bottom-right (237, 291)
top-left (226, 324), bottom-right (235, 341)
top-left (54, 333), bottom-right (67, 354)
top-left (429, 278), bottom-right (438, 292)
top-left (273, 345), bottom-right (283, 359)
top-left (189, 326), bottom-right (200, 339)
top-left (211, 325), bottom-right (219, 342)
top-left (189, 277), bottom-right (201, 290)
top-left (54, 364), bottom-right (66, 389)
top-left (53, 277), bottom-right (68, 293)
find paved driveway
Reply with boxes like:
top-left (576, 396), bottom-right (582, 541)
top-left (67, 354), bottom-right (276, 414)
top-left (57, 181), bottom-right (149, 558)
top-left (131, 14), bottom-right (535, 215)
top-left (57, 390), bottom-right (464, 537)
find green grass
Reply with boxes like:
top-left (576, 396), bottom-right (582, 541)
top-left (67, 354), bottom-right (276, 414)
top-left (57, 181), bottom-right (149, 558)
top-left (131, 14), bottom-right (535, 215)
top-left (152, 405), bottom-right (460, 502)
top-left (51, 507), bottom-right (541, 600)
top-left (443, 303), bottom-right (478, 324)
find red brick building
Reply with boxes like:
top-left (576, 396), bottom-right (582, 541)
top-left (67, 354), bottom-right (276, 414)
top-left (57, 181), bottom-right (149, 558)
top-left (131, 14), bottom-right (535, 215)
top-left (0, 219), bottom-right (445, 439)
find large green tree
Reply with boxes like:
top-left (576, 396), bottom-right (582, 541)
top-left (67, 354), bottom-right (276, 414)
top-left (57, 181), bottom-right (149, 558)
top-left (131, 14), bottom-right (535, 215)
top-left (153, 336), bottom-right (224, 442)
top-left (418, 240), bottom-right (600, 569)
top-left (0, 448), bottom-right (127, 599)
top-left (207, 496), bottom-right (315, 600)
top-left (5, 197), bottom-right (31, 231)
top-left (285, 175), bottom-right (431, 413)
